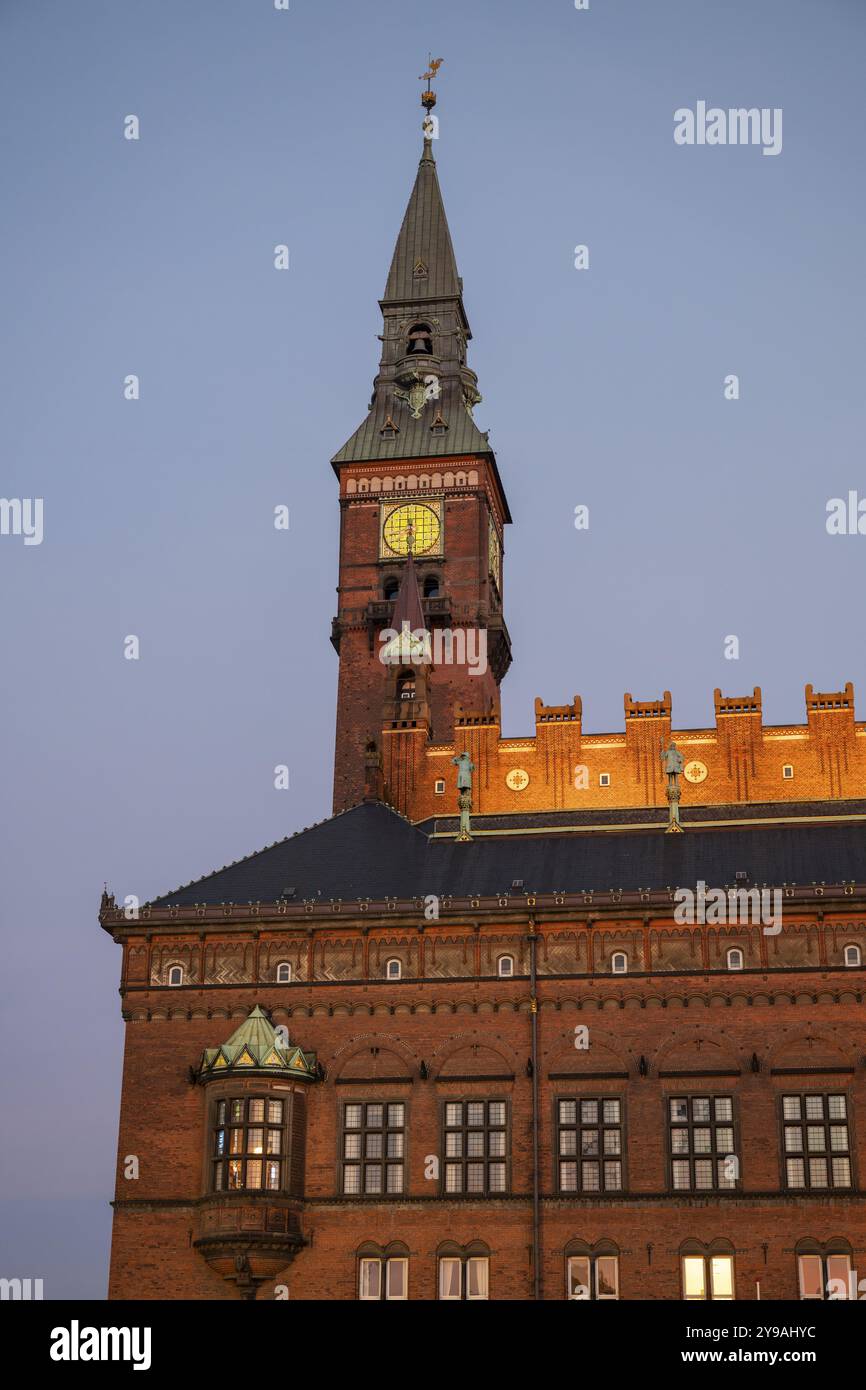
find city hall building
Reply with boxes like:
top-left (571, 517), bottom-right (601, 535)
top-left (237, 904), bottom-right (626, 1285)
top-left (103, 91), bottom-right (866, 1301)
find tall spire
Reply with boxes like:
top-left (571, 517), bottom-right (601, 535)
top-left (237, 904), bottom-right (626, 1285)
top-left (331, 63), bottom-right (490, 467)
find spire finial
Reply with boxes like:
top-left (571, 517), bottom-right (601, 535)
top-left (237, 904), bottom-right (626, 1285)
top-left (419, 55), bottom-right (443, 156)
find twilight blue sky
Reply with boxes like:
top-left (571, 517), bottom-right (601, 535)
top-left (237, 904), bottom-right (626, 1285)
top-left (1, 0), bottom-right (864, 1297)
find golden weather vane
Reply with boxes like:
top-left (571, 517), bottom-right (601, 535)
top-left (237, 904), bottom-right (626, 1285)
top-left (419, 55), bottom-right (444, 111)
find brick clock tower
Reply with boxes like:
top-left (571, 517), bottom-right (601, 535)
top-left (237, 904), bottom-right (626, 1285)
top-left (330, 113), bottom-right (512, 813)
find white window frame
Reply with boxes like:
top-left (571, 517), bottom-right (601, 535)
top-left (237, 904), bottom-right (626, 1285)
top-left (682, 1253), bottom-right (734, 1301)
top-left (782, 764), bottom-right (794, 779)
top-left (611, 952), bottom-right (628, 975)
top-left (385, 958), bottom-right (402, 981)
top-left (434, 779), bottom-right (445, 794)
top-left (497, 954), bottom-right (514, 978)
top-left (168, 965), bottom-right (183, 987)
top-left (726, 948), bottom-right (744, 971)
top-left (438, 1257), bottom-right (462, 1301)
top-left (844, 944), bottom-right (861, 968)
top-left (599, 772), bottom-right (611, 787)
top-left (567, 1254), bottom-right (620, 1300)
top-left (276, 962), bottom-right (292, 983)
top-left (798, 1252), bottom-right (852, 1300)
top-left (359, 1256), bottom-right (409, 1301)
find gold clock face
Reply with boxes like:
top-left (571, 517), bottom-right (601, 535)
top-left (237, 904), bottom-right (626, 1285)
top-left (683, 760), bottom-right (708, 784)
top-left (381, 502), bottom-right (442, 558)
top-left (488, 519), bottom-right (501, 589)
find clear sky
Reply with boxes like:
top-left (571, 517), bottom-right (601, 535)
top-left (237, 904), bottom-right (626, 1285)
top-left (2, 0), bottom-right (864, 1298)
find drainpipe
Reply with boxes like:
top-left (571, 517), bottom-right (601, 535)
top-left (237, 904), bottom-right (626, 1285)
top-left (528, 916), bottom-right (541, 1300)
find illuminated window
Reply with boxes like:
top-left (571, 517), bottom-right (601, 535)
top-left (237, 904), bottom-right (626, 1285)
top-left (682, 1252), bottom-right (734, 1301)
top-left (211, 1096), bottom-right (285, 1193)
top-left (797, 1246), bottom-right (854, 1300)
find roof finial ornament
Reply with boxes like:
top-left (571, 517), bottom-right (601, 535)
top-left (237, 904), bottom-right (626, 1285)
top-left (419, 55), bottom-right (443, 153)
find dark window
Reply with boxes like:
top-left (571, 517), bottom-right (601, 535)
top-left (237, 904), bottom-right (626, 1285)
top-left (423, 574), bottom-right (440, 598)
top-left (342, 1101), bottom-right (405, 1196)
top-left (396, 673), bottom-right (416, 702)
top-left (211, 1096), bottom-right (286, 1192)
top-left (781, 1094), bottom-right (851, 1190)
top-left (383, 577), bottom-right (400, 600)
top-left (406, 323), bottom-right (433, 355)
top-left (668, 1096), bottom-right (738, 1192)
top-left (442, 1101), bottom-right (508, 1195)
top-left (558, 1098), bottom-right (623, 1193)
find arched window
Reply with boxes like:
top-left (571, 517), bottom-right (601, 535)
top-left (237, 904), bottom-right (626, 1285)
top-left (497, 955), bottom-right (514, 978)
top-left (844, 944), bottom-right (861, 968)
top-left (357, 1242), bottom-right (409, 1301)
top-left (726, 948), bottom-right (744, 971)
top-left (406, 322), bottom-right (433, 355)
top-left (168, 965), bottom-right (184, 987)
top-left (611, 952), bottom-right (628, 975)
top-left (680, 1240), bottom-right (735, 1301)
top-left (423, 574), bottom-right (441, 598)
top-left (565, 1240), bottom-right (620, 1301)
top-left (276, 962), bottom-right (292, 983)
top-left (795, 1239), bottom-right (854, 1300)
top-left (385, 958), bottom-right (402, 981)
top-left (437, 1242), bottom-right (490, 1301)
top-left (383, 576), bottom-right (400, 600)
top-left (396, 672), bottom-right (416, 703)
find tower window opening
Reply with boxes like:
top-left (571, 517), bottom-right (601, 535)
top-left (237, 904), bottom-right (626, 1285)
top-left (407, 323), bottom-right (433, 355)
top-left (423, 575), bottom-right (441, 598)
top-left (397, 672), bottom-right (416, 702)
top-left (383, 577), bottom-right (400, 600)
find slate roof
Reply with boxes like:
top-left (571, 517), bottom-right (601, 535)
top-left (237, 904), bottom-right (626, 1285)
top-left (149, 801), bottom-right (866, 907)
top-left (382, 139), bottom-right (461, 304)
top-left (330, 375), bottom-right (494, 466)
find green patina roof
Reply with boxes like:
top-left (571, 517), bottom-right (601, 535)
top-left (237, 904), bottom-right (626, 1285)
top-left (199, 1006), bottom-right (316, 1081)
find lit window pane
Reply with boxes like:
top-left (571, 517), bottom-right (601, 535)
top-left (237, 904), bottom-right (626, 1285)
top-left (230, 1100), bottom-right (243, 1123)
top-left (266, 1160), bottom-right (280, 1190)
top-left (603, 1099), bottom-right (621, 1124)
top-left (446, 1103), bottom-right (462, 1127)
top-left (388, 1104), bottom-right (404, 1128)
top-left (345, 1105), bottom-right (362, 1129)
top-left (488, 1102), bottom-right (505, 1126)
top-left (682, 1256), bottom-right (706, 1300)
top-left (229, 1128), bottom-right (244, 1154)
top-left (711, 1256), bottom-right (734, 1301)
top-left (783, 1096), bottom-right (801, 1120)
top-left (559, 1100), bottom-right (577, 1125)
top-left (785, 1126), bottom-right (802, 1152)
top-left (215, 1129), bottom-right (225, 1156)
top-left (216, 1101), bottom-right (227, 1125)
top-left (246, 1160), bottom-right (262, 1189)
top-left (266, 1129), bottom-right (281, 1154)
top-left (248, 1128), bottom-right (264, 1155)
top-left (267, 1099), bottom-right (283, 1125)
top-left (228, 1159), bottom-right (243, 1189)
top-left (581, 1101), bottom-right (598, 1124)
top-left (249, 1099), bottom-right (264, 1123)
